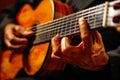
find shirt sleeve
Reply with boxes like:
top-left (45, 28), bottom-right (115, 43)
top-left (0, 1), bottom-right (23, 50)
top-left (107, 46), bottom-right (120, 80)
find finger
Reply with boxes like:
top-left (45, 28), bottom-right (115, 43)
top-left (51, 34), bottom-right (60, 52)
top-left (78, 17), bottom-right (92, 46)
top-left (14, 25), bottom-right (34, 37)
top-left (61, 37), bottom-right (71, 52)
top-left (5, 39), bottom-right (27, 51)
top-left (61, 37), bottom-right (72, 57)
top-left (91, 30), bottom-right (105, 50)
top-left (92, 30), bottom-right (103, 44)
top-left (21, 30), bottom-right (34, 37)
top-left (51, 53), bottom-right (61, 59)
top-left (51, 34), bottom-right (61, 58)
top-left (5, 32), bottom-right (28, 45)
top-left (10, 36), bottom-right (28, 45)
top-left (61, 37), bottom-right (84, 61)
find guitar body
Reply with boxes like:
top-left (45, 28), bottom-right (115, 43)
top-left (0, 0), bottom-right (73, 80)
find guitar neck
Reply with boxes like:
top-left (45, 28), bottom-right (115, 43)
top-left (32, 0), bottom-right (120, 45)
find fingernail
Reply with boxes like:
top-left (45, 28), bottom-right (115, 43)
top-left (24, 30), bottom-right (34, 34)
top-left (79, 17), bottom-right (85, 25)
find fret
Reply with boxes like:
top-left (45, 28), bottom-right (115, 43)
top-left (88, 8), bottom-right (90, 24)
top-left (94, 6), bottom-right (97, 28)
top-left (31, 0), bottom-right (120, 45)
top-left (32, 4), bottom-right (105, 45)
top-left (74, 15), bottom-right (78, 33)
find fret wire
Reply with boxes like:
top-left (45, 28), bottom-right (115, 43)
top-left (31, 3), bottom-right (105, 32)
top-left (34, 21), bottom-right (102, 45)
top-left (32, 7), bottom-right (104, 33)
top-left (31, 3), bottom-right (106, 44)
top-left (87, 16), bottom-right (102, 23)
top-left (77, 6), bottom-right (104, 18)
top-left (34, 13), bottom-right (103, 36)
top-left (34, 19), bottom-right (103, 45)
top-left (78, 4), bottom-right (104, 14)
top-left (34, 11), bottom-right (103, 35)
top-left (48, 17), bottom-right (74, 36)
top-left (35, 17), bottom-right (103, 38)
top-left (34, 10), bottom-right (104, 35)
top-left (89, 20), bottom-right (103, 29)
top-left (32, 15), bottom-right (100, 37)
top-left (88, 8), bottom-right (90, 23)
top-left (35, 12), bottom-right (104, 36)
top-left (76, 8), bottom-right (104, 20)
top-left (35, 14), bottom-right (76, 34)
top-left (94, 6), bottom-right (97, 28)
top-left (59, 21), bottom-right (103, 37)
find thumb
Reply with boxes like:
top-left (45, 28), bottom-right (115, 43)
top-left (14, 25), bottom-right (34, 37)
top-left (19, 27), bottom-right (34, 37)
top-left (22, 30), bottom-right (34, 37)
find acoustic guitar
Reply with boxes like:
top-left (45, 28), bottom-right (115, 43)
top-left (0, 0), bottom-right (120, 80)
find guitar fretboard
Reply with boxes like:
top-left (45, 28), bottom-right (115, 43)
top-left (30, 2), bottom-right (108, 45)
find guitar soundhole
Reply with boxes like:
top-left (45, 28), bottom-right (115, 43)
top-left (113, 3), bottom-right (120, 9)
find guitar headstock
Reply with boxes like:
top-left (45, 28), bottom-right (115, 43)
top-left (105, 0), bottom-right (120, 32)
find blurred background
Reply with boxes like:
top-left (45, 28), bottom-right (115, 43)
top-left (0, 0), bottom-right (15, 11)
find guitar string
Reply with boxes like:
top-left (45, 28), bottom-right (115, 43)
top-left (43, 3), bottom-right (120, 37)
top-left (32, 12), bottom-right (104, 44)
top-left (32, 3), bottom-right (120, 44)
top-left (32, 7), bottom-right (103, 32)
top-left (34, 14), bottom-right (103, 35)
top-left (28, 2), bottom-right (117, 43)
top-left (33, 5), bottom-right (104, 35)
top-left (33, 3), bottom-right (120, 33)
top-left (30, 3), bottom-right (105, 32)
top-left (30, 2), bottom-right (119, 33)
top-left (34, 20), bottom-right (103, 39)
top-left (37, 7), bottom-right (104, 32)
top-left (32, 11), bottom-right (104, 44)
top-left (34, 5), bottom-right (117, 37)
top-left (32, 7), bottom-right (104, 44)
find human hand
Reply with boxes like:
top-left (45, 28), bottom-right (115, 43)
top-left (51, 17), bottom-right (109, 71)
top-left (4, 23), bottom-right (34, 53)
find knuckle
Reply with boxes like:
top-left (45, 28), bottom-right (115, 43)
top-left (61, 48), bottom-right (68, 54)
top-left (51, 53), bottom-right (55, 58)
top-left (82, 31), bottom-right (89, 38)
top-left (8, 34), bottom-right (15, 42)
top-left (52, 37), bottom-right (57, 42)
top-left (7, 44), bottom-right (13, 50)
